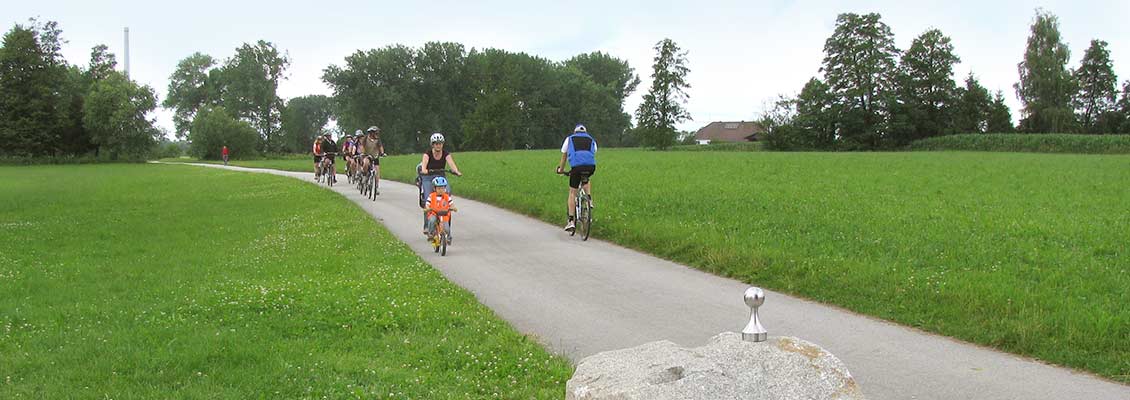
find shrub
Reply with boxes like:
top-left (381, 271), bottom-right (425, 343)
top-left (910, 133), bottom-right (1130, 154)
top-left (188, 106), bottom-right (261, 160)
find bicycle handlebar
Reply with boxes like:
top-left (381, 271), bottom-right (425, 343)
top-left (423, 169), bottom-right (461, 176)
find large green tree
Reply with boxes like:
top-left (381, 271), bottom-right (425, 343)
top-left (635, 38), bottom-right (691, 150)
top-left (414, 42), bottom-right (470, 150)
top-left (163, 52), bottom-right (218, 139)
top-left (324, 45), bottom-right (418, 153)
top-left (87, 44), bottom-right (117, 81)
top-left (279, 95), bottom-right (333, 153)
top-left (82, 72), bottom-right (160, 159)
top-left (1015, 10), bottom-right (1076, 133)
top-left (565, 52), bottom-right (640, 146)
top-left (0, 21), bottom-right (68, 156)
top-left (987, 91), bottom-right (1016, 133)
top-left (1072, 39), bottom-right (1119, 134)
top-left (1117, 81), bottom-right (1130, 133)
top-left (221, 40), bottom-right (289, 152)
top-left (821, 13), bottom-right (900, 149)
top-left (461, 88), bottom-right (522, 150)
top-left (891, 29), bottom-right (960, 144)
top-left (953, 73), bottom-right (993, 134)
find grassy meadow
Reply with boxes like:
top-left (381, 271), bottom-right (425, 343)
top-left (0, 164), bottom-right (571, 398)
top-left (367, 149), bottom-right (1126, 382)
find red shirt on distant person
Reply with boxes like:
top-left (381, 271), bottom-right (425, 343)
top-left (222, 146), bottom-right (229, 156)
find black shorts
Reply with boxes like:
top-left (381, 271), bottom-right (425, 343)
top-left (314, 155), bottom-right (323, 164)
top-left (569, 165), bottom-right (595, 189)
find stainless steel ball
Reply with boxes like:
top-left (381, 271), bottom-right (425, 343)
top-left (744, 287), bottom-right (765, 308)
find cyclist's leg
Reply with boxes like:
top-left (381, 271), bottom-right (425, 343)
top-left (373, 158), bottom-right (381, 193)
top-left (426, 213), bottom-right (438, 237)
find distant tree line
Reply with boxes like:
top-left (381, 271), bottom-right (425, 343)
top-left (164, 42), bottom-right (644, 157)
top-left (321, 43), bottom-right (642, 154)
top-left (0, 19), bottom-right (162, 160)
top-left (762, 10), bottom-right (1130, 151)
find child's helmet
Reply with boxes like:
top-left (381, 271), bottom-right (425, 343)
top-left (433, 176), bottom-right (448, 187)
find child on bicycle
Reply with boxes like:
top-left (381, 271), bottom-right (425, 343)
top-left (555, 124), bottom-right (596, 232)
top-left (424, 176), bottom-right (457, 240)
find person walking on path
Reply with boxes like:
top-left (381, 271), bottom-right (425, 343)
top-left (221, 145), bottom-right (229, 166)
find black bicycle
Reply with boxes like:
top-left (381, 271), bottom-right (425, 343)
top-left (359, 154), bottom-right (383, 201)
top-left (559, 170), bottom-right (593, 241)
top-left (317, 153), bottom-right (337, 186)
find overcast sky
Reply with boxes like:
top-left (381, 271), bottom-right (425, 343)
top-left (6, 0), bottom-right (1130, 137)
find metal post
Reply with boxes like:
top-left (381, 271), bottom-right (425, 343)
top-left (742, 287), bottom-right (767, 342)
top-left (123, 27), bottom-right (130, 79)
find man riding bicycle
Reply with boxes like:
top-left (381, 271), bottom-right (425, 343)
top-left (357, 126), bottom-right (386, 192)
top-left (556, 124), bottom-right (596, 232)
top-left (318, 133), bottom-right (339, 182)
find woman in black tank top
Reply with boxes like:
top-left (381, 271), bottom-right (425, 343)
top-left (418, 132), bottom-right (463, 208)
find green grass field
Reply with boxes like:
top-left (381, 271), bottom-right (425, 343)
top-left (0, 164), bottom-right (571, 398)
top-left (374, 149), bottom-right (1125, 382)
top-left (157, 150), bottom-right (1130, 382)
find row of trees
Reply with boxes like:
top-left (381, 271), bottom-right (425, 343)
top-left (763, 10), bottom-right (1130, 151)
top-left (322, 43), bottom-right (641, 153)
top-left (0, 20), bottom-right (161, 159)
top-left (166, 42), bottom-right (654, 156)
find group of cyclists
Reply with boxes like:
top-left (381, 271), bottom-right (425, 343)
top-left (308, 123), bottom-right (599, 241)
top-left (312, 126), bottom-right (387, 187)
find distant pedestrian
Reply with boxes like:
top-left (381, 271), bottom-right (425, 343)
top-left (221, 145), bottom-right (229, 166)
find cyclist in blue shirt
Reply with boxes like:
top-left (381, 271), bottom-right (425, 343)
top-left (555, 124), bottom-right (597, 232)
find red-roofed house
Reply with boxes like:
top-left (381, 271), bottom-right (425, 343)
top-left (693, 121), bottom-right (765, 144)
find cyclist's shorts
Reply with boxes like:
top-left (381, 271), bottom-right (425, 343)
top-left (569, 165), bottom-right (595, 189)
top-left (314, 155), bottom-right (323, 164)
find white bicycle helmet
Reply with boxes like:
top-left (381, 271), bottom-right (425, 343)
top-left (430, 132), bottom-right (446, 143)
top-left (574, 124), bottom-right (587, 133)
top-left (366, 126), bottom-right (380, 133)
top-left (354, 129), bottom-right (362, 136)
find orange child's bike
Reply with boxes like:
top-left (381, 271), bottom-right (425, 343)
top-left (429, 210), bottom-right (455, 256)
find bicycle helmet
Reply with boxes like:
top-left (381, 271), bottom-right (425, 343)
top-left (432, 176), bottom-right (448, 187)
top-left (430, 133), bottom-right (446, 143)
top-left (366, 126), bottom-right (380, 133)
top-left (574, 124), bottom-right (587, 133)
top-left (355, 129), bottom-right (362, 136)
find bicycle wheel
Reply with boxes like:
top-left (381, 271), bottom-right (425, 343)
top-left (580, 196), bottom-right (592, 241)
top-left (441, 231), bottom-right (448, 256)
top-left (368, 174), bottom-right (376, 201)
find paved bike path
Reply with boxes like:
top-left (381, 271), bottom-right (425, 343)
top-left (181, 163), bottom-right (1127, 400)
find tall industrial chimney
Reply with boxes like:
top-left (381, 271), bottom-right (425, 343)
top-left (123, 27), bottom-right (130, 79)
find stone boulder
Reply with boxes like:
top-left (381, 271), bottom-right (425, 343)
top-left (566, 332), bottom-right (864, 400)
